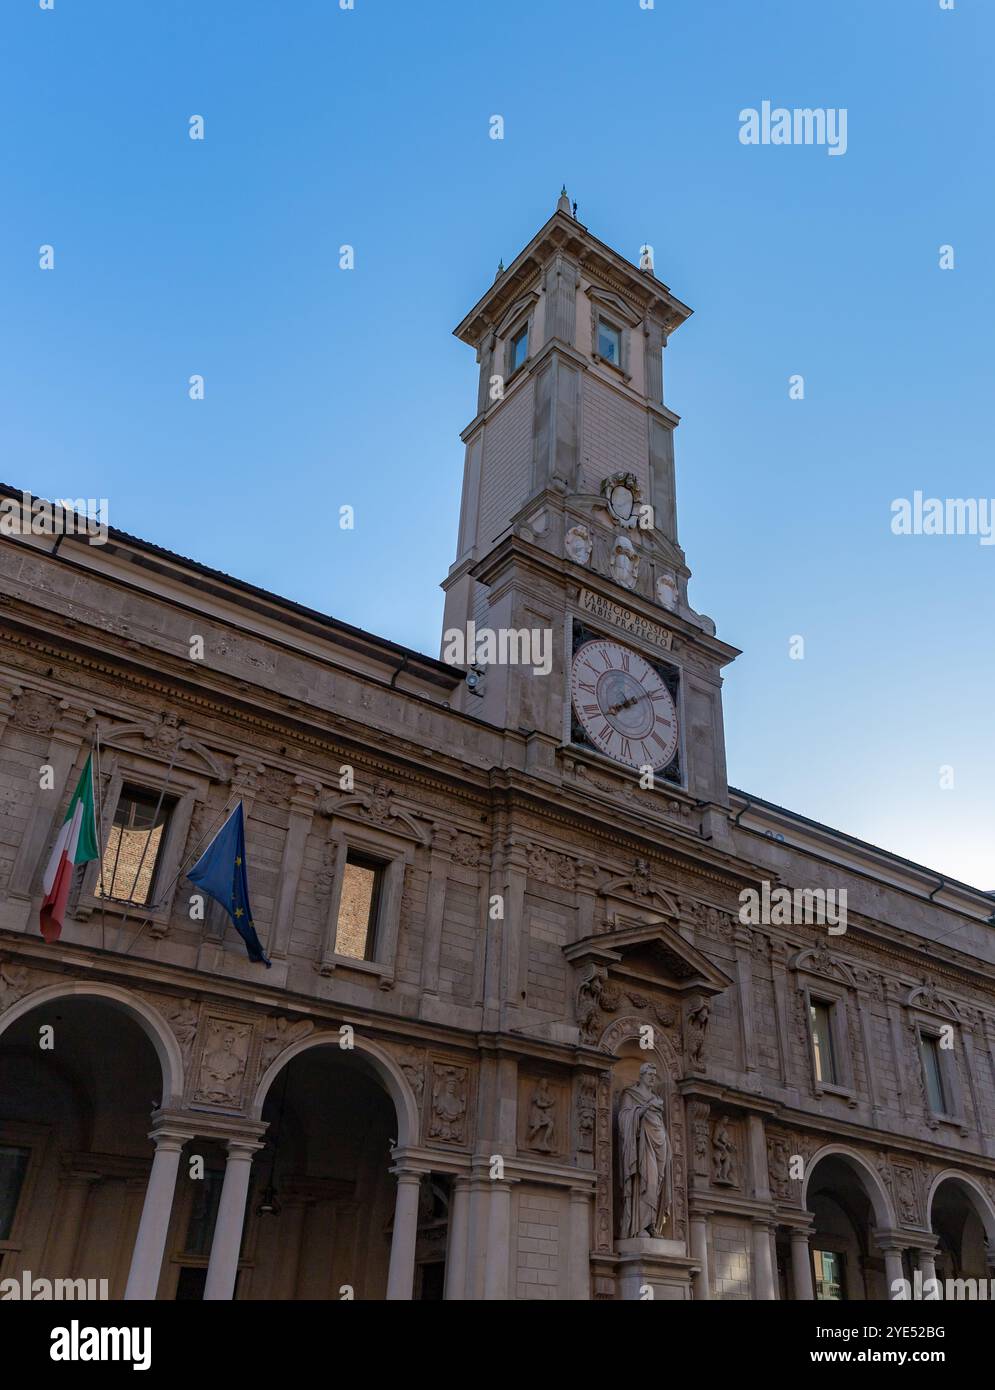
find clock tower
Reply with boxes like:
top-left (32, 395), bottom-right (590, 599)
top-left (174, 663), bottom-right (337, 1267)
top-left (442, 191), bottom-right (739, 831)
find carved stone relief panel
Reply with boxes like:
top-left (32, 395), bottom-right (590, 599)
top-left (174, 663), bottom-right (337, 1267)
top-left (259, 1014), bottom-right (315, 1078)
top-left (518, 1073), bottom-right (563, 1156)
top-left (188, 1008), bottom-right (259, 1112)
top-left (710, 1114), bottom-right (740, 1189)
top-left (575, 1075), bottom-right (597, 1155)
top-left (426, 1058), bottom-right (472, 1147)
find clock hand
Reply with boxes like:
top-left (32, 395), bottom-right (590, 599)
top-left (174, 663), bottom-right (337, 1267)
top-left (606, 692), bottom-right (642, 716)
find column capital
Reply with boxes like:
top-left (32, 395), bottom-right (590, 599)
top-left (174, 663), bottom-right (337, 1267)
top-left (150, 1108), bottom-right (267, 1149)
top-left (147, 1121), bottom-right (195, 1152)
top-left (873, 1228), bottom-right (909, 1254)
top-left (225, 1136), bottom-right (266, 1160)
top-left (391, 1167), bottom-right (425, 1185)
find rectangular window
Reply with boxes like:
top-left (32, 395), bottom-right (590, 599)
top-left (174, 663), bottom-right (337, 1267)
top-left (813, 1249), bottom-right (844, 1300)
top-left (509, 324), bottom-right (528, 375)
top-left (95, 785), bottom-right (174, 906)
top-left (334, 852), bottom-right (384, 961)
top-left (920, 1034), bottom-right (948, 1114)
top-left (809, 999), bottom-right (838, 1085)
top-left (0, 1145), bottom-right (29, 1241)
top-left (597, 319), bottom-right (621, 365)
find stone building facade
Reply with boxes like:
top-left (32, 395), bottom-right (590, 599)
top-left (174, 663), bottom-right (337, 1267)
top-left (1, 194), bottom-right (994, 1301)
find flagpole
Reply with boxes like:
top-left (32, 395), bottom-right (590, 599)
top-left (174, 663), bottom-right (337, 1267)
top-left (119, 795), bottom-right (240, 958)
top-left (92, 725), bottom-right (109, 953)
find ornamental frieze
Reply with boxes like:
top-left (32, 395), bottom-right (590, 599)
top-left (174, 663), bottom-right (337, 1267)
top-left (526, 844), bottom-right (577, 889)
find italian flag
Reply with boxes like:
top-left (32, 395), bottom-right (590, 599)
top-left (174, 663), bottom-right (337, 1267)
top-left (39, 753), bottom-right (101, 943)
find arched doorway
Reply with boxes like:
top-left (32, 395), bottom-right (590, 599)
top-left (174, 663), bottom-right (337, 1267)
top-left (237, 1042), bottom-right (441, 1300)
top-left (928, 1175), bottom-right (994, 1287)
top-left (0, 990), bottom-right (168, 1295)
top-left (801, 1150), bottom-right (897, 1300)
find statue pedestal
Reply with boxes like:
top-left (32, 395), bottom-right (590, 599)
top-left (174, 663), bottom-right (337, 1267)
top-left (616, 1238), bottom-right (699, 1301)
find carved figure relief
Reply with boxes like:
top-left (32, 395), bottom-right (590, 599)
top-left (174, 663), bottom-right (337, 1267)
top-left (0, 959), bottom-right (31, 1012)
top-left (609, 536), bottom-right (640, 591)
top-left (527, 844), bottom-right (577, 889)
top-left (429, 1064), bottom-right (468, 1143)
top-left (11, 688), bottom-right (58, 733)
top-left (689, 1100), bottom-right (711, 1180)
top-left (195, 1018), bottom-right (251, 1106)
top-left (655, 570), bottom-right (678, 611)
top-left (164, 997), bottom-right (200, 1064)
top-left (577, 1076), bottom-right (597, 1153)
top-left (768, 1135), bottom-right (793, 1201)
top-left (565, 524), bottom-right (593, 566)
top-left (685, 999), bottom-right (710, 1067)
top-left (711, 1118), bottom-right (737, 1187)
top-left (397, 1045), bottom-right (426, 1104)
top-left (260, 1015), bottom-right (314, 1075)
top-left (525, 1078), bottom-right (556, 1152)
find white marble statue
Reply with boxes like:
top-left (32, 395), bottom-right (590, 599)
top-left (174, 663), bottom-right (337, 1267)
top-left (616, 1061), bottom-right (673, 1239)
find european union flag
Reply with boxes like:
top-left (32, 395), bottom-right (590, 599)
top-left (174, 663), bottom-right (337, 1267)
top-left (187, 802), bottom-right (271, 966)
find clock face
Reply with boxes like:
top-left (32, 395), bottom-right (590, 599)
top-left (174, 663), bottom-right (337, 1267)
top-left (571, 639), bottom-right (679, 771)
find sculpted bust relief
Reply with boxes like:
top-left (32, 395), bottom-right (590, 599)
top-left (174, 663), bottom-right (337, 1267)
top-left (610, 535), bottom-right (640, 591)
top-left (616, 1061), bottom-right (673, 1239)
top-left (655, 570), bottom-right (678, 611)
top-left (564, 524), bottom-right (593, 566)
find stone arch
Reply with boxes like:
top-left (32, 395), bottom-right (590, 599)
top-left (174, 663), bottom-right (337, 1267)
top-left (803, 1144), bottom-right (897, 1230)
top-left (0, 980), bottom-right (183, 1106)
top-left (250, 1032), bottom-right (420, 1147)
top-left (926, 1170), bottom-right (995, 1245)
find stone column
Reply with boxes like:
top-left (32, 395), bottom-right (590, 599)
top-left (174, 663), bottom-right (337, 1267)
top-left (203, 1138), bottom-right (263, 1301)
top-left (386, 1169), bottom-right (423, 1301)
top-left (482, 1180), bottom-right (514, 1300)
top-left (689, 1212), bottom-right (711, 1299)
top-left (752, 1219), bottom-right (777, 1299)
top-left (875, 1235), bottom-right (907, 1298)
top-left (124, 1125), bottom-right (191, 1300)
top-left (444, 1177), bottom-right (471, 1300)
top-left (790, 1226), bottom-right (815, 1300)
top-left (43, 1168), bottom-right (100, 1277)
top-left (464, 1176), bottom-right (491, 1299)
top-left (567, 1187), bottom-right (591, 1300)
top-left (918, 1245), bottom-right (939, 1294)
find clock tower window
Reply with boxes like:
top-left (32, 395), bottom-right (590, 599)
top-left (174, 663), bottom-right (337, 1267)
top-left (506, 321), bottom-right (530, 379)
top-left (596, 318), bottom-right (622, 367)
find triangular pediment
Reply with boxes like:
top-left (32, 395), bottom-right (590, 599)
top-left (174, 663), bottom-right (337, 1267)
top-left (564, 919), bottom-right (732, 996)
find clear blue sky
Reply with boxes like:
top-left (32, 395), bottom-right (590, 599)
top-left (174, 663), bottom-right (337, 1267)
top-left (2, 0), bottom-right (992, 888)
